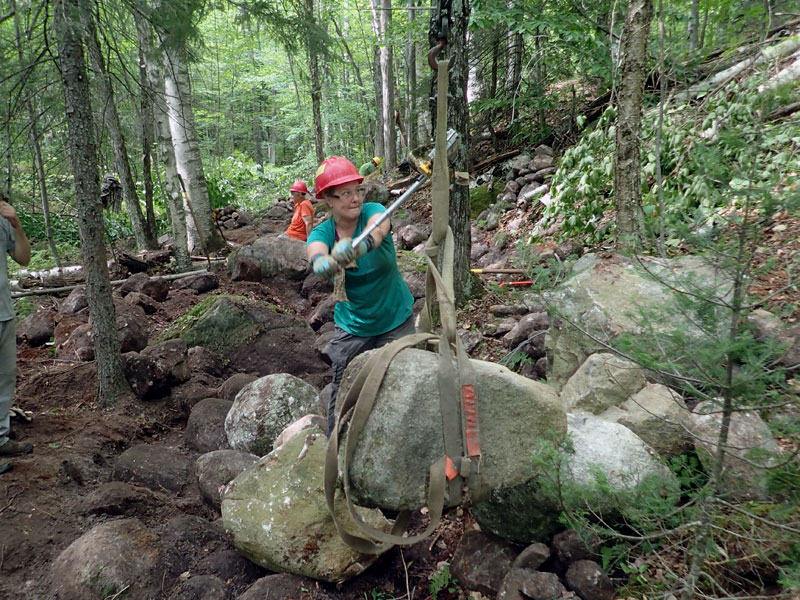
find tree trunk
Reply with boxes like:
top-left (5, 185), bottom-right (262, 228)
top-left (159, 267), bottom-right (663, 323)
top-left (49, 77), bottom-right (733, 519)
top-left (54, 0), bottom-right (127, 405)
top-left (688, 0), bottom-right (699, 53)
top-left (380, 0), bottom-right (397, 168)
top-left (372, 44), bottom-right (385, 159)
top-left (405, 0), bottom-right (418, 152)
top-left (134, 4), bottom-right (190, 269)
top-left (138, 43), bottom-right (157, 242)
top-left (447, 0), bottom-right (472, 302)
top-left (614, 0), bottom-right (653, 253)
top-left (11, 0), bottom-right (61, 271)
top-left (162, 44), bottom-right (223, 254)
top-left (307, 0), bottom-right (325, 164)
top-left (80, 3), bottom-right (156, 251)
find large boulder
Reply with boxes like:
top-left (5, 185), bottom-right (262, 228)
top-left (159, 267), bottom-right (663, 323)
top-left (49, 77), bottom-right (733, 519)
top-left (112, 444), bottom-right (192, 493)
top-left (687, 400), bottom-right (781, 500)
top-left (228, 235), bottom-right (309, 281)
top-left (221, 429), bottom-right (391, 582)
top-left (60, 287), bottom-right (88, 315)
top-left (600, 383), bottom-right (692, 458)
top-left (544, 253), bottom-right (733, 390)
top-left (165, 295), bottom-right (328, 385)
top-left (185, 398), bottom-right (233, 453)
top-left (560, 352), bottom-right (647, 414)
top-left (471, 414), bottom-right (677, 544)
top-left (225, 373), bottom-right (321, 456)
top-left (50, 518), bottom-right (164, 600)
top-left (338, 348), bottom-right (566, 512)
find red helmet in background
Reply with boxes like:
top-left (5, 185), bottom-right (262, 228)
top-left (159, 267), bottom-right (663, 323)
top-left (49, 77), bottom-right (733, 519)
top-left (290, 180), bottom-right (308, 194)
top-left (314, 157), bottom-right (363, 199)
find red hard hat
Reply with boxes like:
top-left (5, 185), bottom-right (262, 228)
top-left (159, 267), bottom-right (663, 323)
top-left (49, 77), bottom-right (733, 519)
top-left (290, 180), bottom-right (308, 194)
top-left (314, 157), bottom-right (363, 199)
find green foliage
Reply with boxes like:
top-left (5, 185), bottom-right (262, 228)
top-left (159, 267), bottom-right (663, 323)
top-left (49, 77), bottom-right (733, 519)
top-left (429, 564), bottom-right (458, 599)
top-left (13, 298), bottom-right (37, 322)
top-left (540, 84), bottom-right (800, 247)
top-left (469, 182), bottom-right (495, 219)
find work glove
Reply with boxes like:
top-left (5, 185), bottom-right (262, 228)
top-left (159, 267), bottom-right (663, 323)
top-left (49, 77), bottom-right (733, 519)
top-left (312, 254), bottom-right (339, 279)
top-left (331, 234), bottom-right (374, 265)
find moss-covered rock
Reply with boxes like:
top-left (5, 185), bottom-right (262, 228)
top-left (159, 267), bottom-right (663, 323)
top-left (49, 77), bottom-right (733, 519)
top-left (221, 429), bottom-right (391, 582)
top-left (470, 182), bottom-right (494, 219)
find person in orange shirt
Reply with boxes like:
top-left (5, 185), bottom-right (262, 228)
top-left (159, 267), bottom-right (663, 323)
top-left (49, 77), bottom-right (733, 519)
top-left (284, 180), bottom-right (314, 241)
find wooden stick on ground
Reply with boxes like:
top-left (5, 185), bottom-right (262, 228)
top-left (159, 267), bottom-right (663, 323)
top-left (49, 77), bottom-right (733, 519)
top-left (11, 268), bottom-right (210, 298)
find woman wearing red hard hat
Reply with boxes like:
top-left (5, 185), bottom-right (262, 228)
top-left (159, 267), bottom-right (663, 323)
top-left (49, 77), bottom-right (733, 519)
top-left (307, 156), bottom-right (414, 435)
top-left (284, 180), bottom-right (314, 241)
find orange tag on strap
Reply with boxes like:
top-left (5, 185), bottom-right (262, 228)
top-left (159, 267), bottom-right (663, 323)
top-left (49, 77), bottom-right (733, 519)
top-left (462, 384), bottom-right (481, 457)
top-left (445, 456), bottom-right (459, 480)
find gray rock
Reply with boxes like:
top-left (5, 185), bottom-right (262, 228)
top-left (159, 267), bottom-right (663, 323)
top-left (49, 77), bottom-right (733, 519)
top-left (119, 272), bottom-right (169, 301)
top-left (124, 291), bottom-right (158, 315)
top-left (188, 345), bottom-right (226, 377)
top-left (225, 373), bottom-right (321, 456)
top-left (493, 317), bottom-right (517, 337)
top-left (50, 518), bottom-right (164, 600)
top-left (530, 154), bottom-right (554, 171)
top-left (195, 449), bottom-right (259, 510)
top-left (688, 400), bottom-right (781, 500)
top-left (459, 329), bottom-right (483, 354)
top-left (186, 398), bottom-right (233, 453)
top-left (172, 272), bottom-right (219, 294)
top-left (221, 430), bottom-right (390, 582)
top-left (167, 575), bottom-right (227, 600)
top-left (450, 530), bottom-right (519, 597)
top-left (229, 236), bottom-right (308, 281)
top-left (397, 224), bottom-right (427, 250)
top-left (340, 348), bottom-right (565, 511)
top-left (231, 256), bottom-right (262, 282)
top-left (600, 383), bottom-right (692, 458)
top-left (307, 296), bottom-right (336, 331)
top-left (314, 329), bottom-right (335, 365)
top-left (561, 353), bottom-right (647, 415)
top-left (60, 287), bottom-right (88, 315)
top-left (17, 309), bottom-right (55, 347)
top-left (511, 542), bottom-right (550, 570)
top-left (301, 272), bottom-right (333, 299)
top-left (239, 574), bottom-right (319, 600)
top-left (544, 253), bottom-right (734, 391)
top-left (115, 301), bottom-right (148, 353)
top-left (76, 482), bottom-right (161, 518)
top-left (565, 560), bottom-right (614, 600)
top-left (499, 569), bottom-right (567, 600)
top-left (218, 373), bottom-right (259, 402)
top-left (59, 323), bottom-right (94, 361)
top-left (490, 304), bottom-right (529, 317)
top-left (503, 312), bottom-right (549, 348)
top-left (112, 444), bottom-right (192, 493)
top-left (122, 338), bottom-right (190, 400)
top-left (551, 530), bottom-right (597, 575)
top-left (471, 414), bottom-right (676, 544)
top-left (194, 548), bottom-right (264, 588)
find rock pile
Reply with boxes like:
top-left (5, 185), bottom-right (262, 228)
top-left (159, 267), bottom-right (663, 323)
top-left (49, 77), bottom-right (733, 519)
top-left (214, 205), bottom-right (252, 229)
top-left (497, 145), bottom-right (556, 211)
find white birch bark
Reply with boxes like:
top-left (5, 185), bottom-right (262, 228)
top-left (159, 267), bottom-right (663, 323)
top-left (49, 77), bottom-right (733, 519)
top-left (163, 44), bottom-right (222, 254)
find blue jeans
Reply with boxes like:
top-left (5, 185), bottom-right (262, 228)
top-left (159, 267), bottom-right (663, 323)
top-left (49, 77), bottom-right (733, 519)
top-left (326, 315), bottom-right (415, 435)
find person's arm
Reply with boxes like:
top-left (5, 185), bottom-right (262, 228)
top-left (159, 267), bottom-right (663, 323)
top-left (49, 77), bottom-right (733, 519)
top-left (302, 202), bottom-right (314, 237)
top-left (0, 202), bottom-right (30, 267)
top-left (361, 210), bottom-right (391, 246)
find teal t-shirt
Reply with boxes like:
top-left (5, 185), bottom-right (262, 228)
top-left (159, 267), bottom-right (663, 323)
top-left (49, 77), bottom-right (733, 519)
top-left (307, 202), bottom-right (413, 337)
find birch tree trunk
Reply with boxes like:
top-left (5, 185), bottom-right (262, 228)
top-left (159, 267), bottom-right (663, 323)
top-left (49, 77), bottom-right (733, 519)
top-left (134, 5), bottom-right (190, 269)
top-left (162, 44), bottom-right (223, 254)
top-left (614, 0), bottom-right (653, 253)
top-left (54, 0), bottom-right (127, 405)
top-left (80, 3), bottom-right (156, 251)
top-left (380, 0), bottom-right (397, 168)
top-left (11, 0), bottom-right (61, 271)
top-left (370, 5), bottom-right (385, 160)
top-left (405, 0), bottom-right (418, 152)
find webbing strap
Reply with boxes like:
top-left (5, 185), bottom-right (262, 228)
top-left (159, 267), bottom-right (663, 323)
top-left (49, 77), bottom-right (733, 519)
top-left (324, 333), bottom-right (447, 554)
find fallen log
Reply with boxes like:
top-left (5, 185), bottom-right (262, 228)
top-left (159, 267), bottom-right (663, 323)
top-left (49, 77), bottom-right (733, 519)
top-left (11, 268), bottom-right (210, 299)
top-left (471, 148), bottom-right (521, 174)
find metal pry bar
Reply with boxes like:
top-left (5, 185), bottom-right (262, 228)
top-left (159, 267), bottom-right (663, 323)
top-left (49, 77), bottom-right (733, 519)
top-left (352, 129), bottom-right (459, 249)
